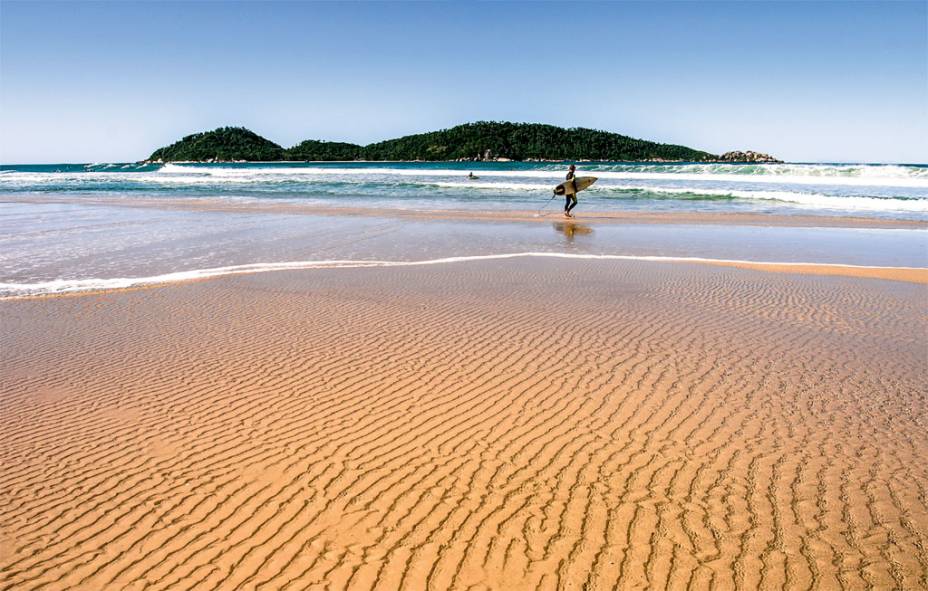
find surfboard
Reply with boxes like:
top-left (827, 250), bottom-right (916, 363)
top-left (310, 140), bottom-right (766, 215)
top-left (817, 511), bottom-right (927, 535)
top-left (554, 176), bottom-right (597, 196)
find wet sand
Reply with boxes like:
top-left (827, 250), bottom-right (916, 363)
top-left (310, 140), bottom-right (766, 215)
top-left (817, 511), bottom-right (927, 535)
top-left (2, 259), bottom-right (927, 590)
top-left (4, 193), bottom-right (927, 229)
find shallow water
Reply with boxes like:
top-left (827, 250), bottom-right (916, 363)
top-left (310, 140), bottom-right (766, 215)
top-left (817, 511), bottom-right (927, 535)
top-left (1, 200), bottom-right (925, 297)
top-left (4, 159), bottom-right (927, 296)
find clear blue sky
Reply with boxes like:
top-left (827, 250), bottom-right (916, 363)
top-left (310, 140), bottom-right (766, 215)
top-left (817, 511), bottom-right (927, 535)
top-left (1, 1), bottom-right (925, 163)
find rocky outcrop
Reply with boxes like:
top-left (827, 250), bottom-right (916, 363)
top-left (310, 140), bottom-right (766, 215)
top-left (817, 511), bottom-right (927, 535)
top-left (717, 150), bottom-right (782, 163)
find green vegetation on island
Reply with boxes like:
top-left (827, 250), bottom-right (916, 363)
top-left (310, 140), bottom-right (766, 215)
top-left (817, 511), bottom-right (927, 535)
top-left (286, 139), bottom-right (363, 161)
top-left (146, 122), bottom-right (778, 163)
top-left (149, 127), bottom-right (286, 162)
top-left (361, 122), bottom-right (713, 161)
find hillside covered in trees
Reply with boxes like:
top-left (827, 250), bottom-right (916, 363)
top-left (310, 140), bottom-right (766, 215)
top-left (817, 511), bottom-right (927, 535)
top-left (286, 140), bottom-right (364, 161)
top-left (148, 127), bottom-right (286, 162)
top-left (361, 122), bottom-right (714, 161)
top-left (146, 122), bottom-right (744, 163)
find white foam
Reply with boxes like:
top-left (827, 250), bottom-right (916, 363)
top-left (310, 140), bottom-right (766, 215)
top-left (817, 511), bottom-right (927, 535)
top-left (430, 181), bottom-right (928, 212)
top-left (2, 164), bottom-right (926, 213)
top-left (1, 252), bottom-right (922, 298)
top-left (595, 171), bottom-right (928, 189)
top-left (434, 181), bottom-right (555, 191)
top-left (152, 164), bottom-right (928, 188)
top-left (172, 170), bottom-right (923, 214)
top-left (603, 185), bottom-right (928, 212)
top-left (3, 164), bottom-right (927, 190)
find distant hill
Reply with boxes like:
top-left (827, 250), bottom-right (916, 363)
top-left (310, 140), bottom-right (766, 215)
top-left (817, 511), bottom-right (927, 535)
top-left (287, 139), bottom-right (363, 161)
top-left (146, 122), bottom-right (775, 163)
top-left (148, 127), bottom-right (285, 162)
top-left (361, 122), bottom-right (714, 162)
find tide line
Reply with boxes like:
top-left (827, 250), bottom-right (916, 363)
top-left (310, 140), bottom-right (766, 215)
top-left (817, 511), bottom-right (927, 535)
top-left (2, 252), bottom-right (926, 298)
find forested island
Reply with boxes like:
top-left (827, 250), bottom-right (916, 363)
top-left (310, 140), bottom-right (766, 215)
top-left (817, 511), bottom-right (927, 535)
top-left (146, 122), bottom-right (780, 163)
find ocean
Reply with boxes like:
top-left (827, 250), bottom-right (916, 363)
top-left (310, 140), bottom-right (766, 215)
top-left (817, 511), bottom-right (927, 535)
top-left (1, 161), bottom-right (926, 297)
top-left (2, 161), bottom-right (928, 217)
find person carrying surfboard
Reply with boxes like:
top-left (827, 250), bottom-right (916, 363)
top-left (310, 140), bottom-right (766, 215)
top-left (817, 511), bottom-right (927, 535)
top-left (564, 164), bottom-right (578, 218)
top-left (549, 170), bottom-right (596, 217)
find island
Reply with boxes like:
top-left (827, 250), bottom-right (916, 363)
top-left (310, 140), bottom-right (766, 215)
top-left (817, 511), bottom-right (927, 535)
top-left (146, 122), bottom-right (781, 163)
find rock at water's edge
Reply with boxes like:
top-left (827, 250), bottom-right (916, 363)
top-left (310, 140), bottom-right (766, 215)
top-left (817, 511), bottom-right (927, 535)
top-left (717, 150), bottom-right (782, 163)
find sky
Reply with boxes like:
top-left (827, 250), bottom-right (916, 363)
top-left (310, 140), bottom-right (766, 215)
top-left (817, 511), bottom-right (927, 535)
top-left (1, 1), bottom-right (925, 163)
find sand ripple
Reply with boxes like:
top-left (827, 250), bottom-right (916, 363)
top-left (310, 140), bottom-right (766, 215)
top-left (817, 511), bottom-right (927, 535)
top-left (1, 260), bottom-right (926, 590)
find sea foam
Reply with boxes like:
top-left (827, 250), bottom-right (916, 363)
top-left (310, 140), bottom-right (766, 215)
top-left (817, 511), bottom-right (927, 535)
top-left (1, 162), bottom-right (926, 217)
top-left (1, 252), bottom-right (923, 298)
top-left (154, 163), bottom-right (928, 188)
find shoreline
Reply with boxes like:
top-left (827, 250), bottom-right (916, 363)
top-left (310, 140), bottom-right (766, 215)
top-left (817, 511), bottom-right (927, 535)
top-left (3, 252), bottom-right (927, 302)
top-left (3, 193), bottom-right (926, 229)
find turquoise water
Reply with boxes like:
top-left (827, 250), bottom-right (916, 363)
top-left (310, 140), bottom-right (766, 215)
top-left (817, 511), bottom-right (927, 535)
top-left (2, 161), bottom-right (928, 219)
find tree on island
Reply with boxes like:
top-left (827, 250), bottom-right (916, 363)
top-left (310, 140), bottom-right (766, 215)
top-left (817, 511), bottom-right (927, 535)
top-left (145, 122), bottom-right (779, 163)
top-left (362, 122), bottom-right (715, 161)
top-left (148, 127), bottom-right (285, 162)
top-left (287, 140), bottom-right (363, 161)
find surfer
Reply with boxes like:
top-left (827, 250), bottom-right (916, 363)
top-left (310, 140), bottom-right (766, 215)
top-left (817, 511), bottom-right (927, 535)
top-left (468, 172), bottom-right (479, 180)
top-left (564, 164), bottom-right (578, 218)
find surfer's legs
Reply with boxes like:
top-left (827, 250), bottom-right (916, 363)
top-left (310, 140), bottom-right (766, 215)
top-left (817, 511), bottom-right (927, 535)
top-left (565, 195), bottom-right (578, 215)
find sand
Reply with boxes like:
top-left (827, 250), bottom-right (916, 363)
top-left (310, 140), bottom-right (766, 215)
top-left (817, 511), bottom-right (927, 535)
top-left (2, 259), bottom-right (926, 590)
top-left (4, 193), bottom-right (927, 229)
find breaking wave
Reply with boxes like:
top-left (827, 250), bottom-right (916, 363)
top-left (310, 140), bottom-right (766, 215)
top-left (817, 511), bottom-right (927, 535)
top-left (1, 161), bottom-right (926, 217)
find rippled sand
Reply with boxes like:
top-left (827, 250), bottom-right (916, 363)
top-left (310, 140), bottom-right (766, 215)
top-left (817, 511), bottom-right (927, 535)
top-left (2, 260), bottom-right (926, 590)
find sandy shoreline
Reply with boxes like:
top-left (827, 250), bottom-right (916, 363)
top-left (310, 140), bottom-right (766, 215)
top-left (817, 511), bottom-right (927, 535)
top-left (4, 193), bottom-right (927, 229)
top-left (2, 253), bottom-right (927, 303)
top-left (2, 259), bottom-right (926, 589)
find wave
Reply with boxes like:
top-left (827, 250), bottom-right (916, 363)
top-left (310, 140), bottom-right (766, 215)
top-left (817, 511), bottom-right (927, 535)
top-left (2, 175), bottom-right (926, 213)
top-left (571, 162), bottom-right (928, 179)
top-left (2, 163), bottom-right (926, 215)
top-left (429, 181), bottom-right (928, 212)
top-left (157, 162), bottom-right (928, 178)
top-left (601, 186), bottom-right (928, 212)
top-left (2, 163), bottom-right (926, 190)
top-left (152, 164), bottom-right (928, 189)
top-left (1, 252), bottom-right (923, 298)
top-left (170, 163), bottom-right (928, 186)
top-left (5, 171), bottom-right (926, 197)
top-left (434, 180), bottom-right (554, 191)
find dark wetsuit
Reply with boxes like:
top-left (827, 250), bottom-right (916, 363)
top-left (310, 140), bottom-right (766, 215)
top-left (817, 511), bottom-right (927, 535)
top-left (564, 170), bottom-right (578, 215)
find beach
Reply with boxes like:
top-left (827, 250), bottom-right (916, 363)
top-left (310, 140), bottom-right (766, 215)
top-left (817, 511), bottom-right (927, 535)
top-left (2, 254), bottom-right (927, 590)
top-left (1, 161), bottom-right (927, 590)
top-left (5, 0), bottom-right (928, 584)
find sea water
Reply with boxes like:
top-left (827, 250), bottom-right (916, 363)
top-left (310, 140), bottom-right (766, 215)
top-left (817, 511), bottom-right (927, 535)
top-left (1, 162), bottom-right (926, 296)
top-left (2, 161), bottom-right (928, 217)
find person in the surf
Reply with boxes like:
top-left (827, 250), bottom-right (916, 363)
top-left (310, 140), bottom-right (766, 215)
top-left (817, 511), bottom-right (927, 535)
top-left (564, 164), bottom-right (578, 218)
